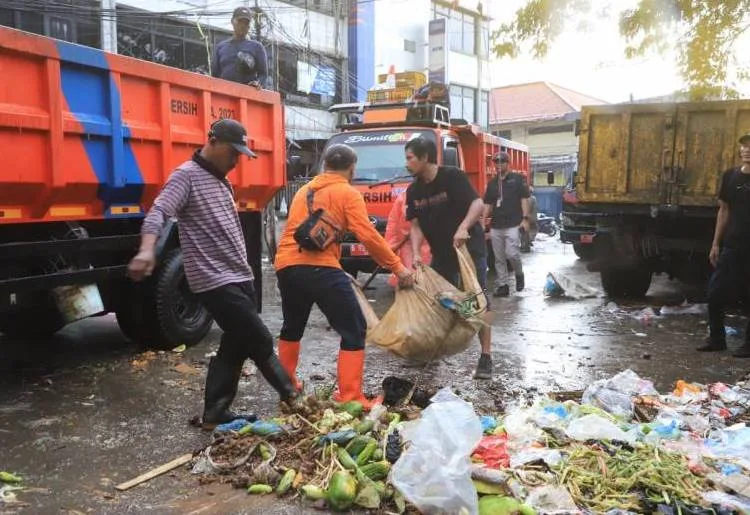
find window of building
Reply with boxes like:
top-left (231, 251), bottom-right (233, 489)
top-left (404, 39), bottom-right (416, 53)
top-left (450, 85), bottom-right (477, 123)
top-left (478, 90), bottom-right (489, 129)
top-left (0, 1), bottom-right (100, 48)
top-left (284, 0), bottom-right (335, 17)
top-left (443, 8), bottom-right (476, 54)
top-left (479, 21), bottom-right (490, 57)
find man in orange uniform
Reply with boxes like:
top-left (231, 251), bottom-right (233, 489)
top-left (274, 144), bottom-right (414, 408)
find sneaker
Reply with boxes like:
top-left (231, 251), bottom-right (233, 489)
top-left (474, 353), bottom-right (493, 380)
top-left (696, 337), bottom-right (726, 352)
top-left (516, 274), bottom-right (525, 292)
top-left (493, 285), bottom-right (509, 297)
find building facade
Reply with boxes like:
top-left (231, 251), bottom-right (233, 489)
top-left (348, 0), bottom-right (491, 129)
top-left (489, 82), bottom-right (608, 219)
top-left (0, 0), bottom-right (349, 148)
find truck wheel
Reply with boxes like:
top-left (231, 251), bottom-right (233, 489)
top-left (601, 267), bottom-right (653, 299)
top-left (116, 250), bottom-right (213, 349)
top-left (154, 250), bottom-right (213, 348)
top-left (573, 243), bottom-right (596, 261)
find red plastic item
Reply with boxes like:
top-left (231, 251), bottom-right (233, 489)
top-left (472, 434), bottom-right (510, 469)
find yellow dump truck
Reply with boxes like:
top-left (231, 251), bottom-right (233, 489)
top-left (561, 100), bottom-right (750, 298)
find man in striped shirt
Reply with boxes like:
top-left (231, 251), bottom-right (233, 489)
top-left (128, 118), bottom-right (298, 430)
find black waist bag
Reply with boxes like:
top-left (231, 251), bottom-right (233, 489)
top-left (293, 186), bottom-right (344, 251)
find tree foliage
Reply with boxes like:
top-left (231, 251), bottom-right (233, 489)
top-left (492, 0), bottom-right (750, 100)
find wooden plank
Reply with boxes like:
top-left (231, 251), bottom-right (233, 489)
top-left (115, 453), bottom-right (193, 491)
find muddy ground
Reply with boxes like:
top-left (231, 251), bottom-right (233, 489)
top-left (1, 237), bottom-right (748, 514)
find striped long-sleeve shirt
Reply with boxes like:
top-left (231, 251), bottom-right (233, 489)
top-left (141, 154), bottom-right (253, 293)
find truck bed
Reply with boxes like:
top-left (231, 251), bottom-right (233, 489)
top-left (577, 101), bottom-right (750, 207)
top-left (0, 26), bottom-right (285, 225)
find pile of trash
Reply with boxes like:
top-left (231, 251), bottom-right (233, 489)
top-left (188, 370), bottom-right (750, 514)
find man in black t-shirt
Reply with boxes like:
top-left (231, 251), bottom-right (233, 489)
top-left (404, 137), bottom-right (494, 379)
top-left (698, 132), bottom-right (750, 356)
top-left (483, 152), bottom-right (531, 297)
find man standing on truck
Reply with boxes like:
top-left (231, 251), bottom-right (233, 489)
top-left (274, 144), bottom-right (414, 409)
top-left (127, 119), bottom-right (298, 430)
top-left (403, 137), bottom-right (494, 380)
top-left (211, 7), bottom-right (268, 89)
top-left (699, 133), bottom-right (750, 357)
top-left (483, 152), bottom-right (531, 296)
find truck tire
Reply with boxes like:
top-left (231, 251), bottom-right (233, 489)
top-left (573, 243), bottom-right (596, 261)
top-left (116, 249), bottom-right (213, 349)
top-left (600, 266), bottom-right (653, 299)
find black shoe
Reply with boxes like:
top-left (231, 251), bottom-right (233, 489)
top-left (202, 356), bottom-right (257, 431)
top-left (733, 343), bottom-right (750, 358)
top-left (516, 274), bottom-right (525, 292)
top-left (256, 353), bottom-right (299, 402)
top-left (696, 337), bottom-right (727, 352)
top-left (493, 285), bottom-right (510, 297)
top-left (474, 353), bottom-right (493, 380)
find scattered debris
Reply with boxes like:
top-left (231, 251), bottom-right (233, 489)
top-left (174, 363), bottom-right (200, 375)
top-left (115, 453), bottom-right (193, 491)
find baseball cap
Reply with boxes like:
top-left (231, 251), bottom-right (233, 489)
top-left (232, 6), bottom-right (252, 20)
top-left (740, 133), bottom-right (750, 145)
top-left (209, 119), bottom-right (256, 158)
top-left (492, 151), bottom-right (510, 163)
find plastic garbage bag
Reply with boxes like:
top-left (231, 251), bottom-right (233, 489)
top-left (566, 414), bottom-right (636, 444)
top-left (703, 490), bottom-right (750, 513)
top-left (391, 387), bottom-right (483, 514)
top-left (367, 246), bottom-right (487, 361)
top-left (582, 383), bottom-right (634, 418)
top-left (660, 302), bottom-right (708, 316)
top-left (607, 369), bottom-right (658, 396)
top-left (543, 272), bottom-right (598, 299)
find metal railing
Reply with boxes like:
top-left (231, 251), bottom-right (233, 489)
top-left (274, 177), bottom-right (312, 217)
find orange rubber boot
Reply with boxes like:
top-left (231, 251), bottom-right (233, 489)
top-left (333, 349), bottom-right (383, 410)
top-left (278, 339), bottom-right (303, 392)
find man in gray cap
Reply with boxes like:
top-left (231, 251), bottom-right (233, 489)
top-left (212, 6), bottom-right (268, 88)
top-left (483, 151), bottom-right (531, 297)
top-left (128, 119), bottom-right (298, 430)
top-left (699, 132), bottom-right (750, 357)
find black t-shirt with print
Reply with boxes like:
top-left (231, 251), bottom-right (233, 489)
top-left (719, 167), bottom-right (750, 250)
top-left (483, 172), bottom-right (530, 229)
top-left (406, 166), bottom-right (485, 275)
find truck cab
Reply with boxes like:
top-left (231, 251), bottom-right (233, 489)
top-left (321, 100), bottom-right (529, 278)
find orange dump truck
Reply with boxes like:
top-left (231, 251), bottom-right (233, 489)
top-left (0, 26), bottom-right (286, 345)
top-left (324, 100), bottom-right (530, 278)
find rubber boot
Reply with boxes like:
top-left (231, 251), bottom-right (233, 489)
top-left (256, 353), bottom-right (299, 402)
top-left (278, 339), bottom-right (303, 392)
top-left (333, 349), bottom-right (382, 410)
top-left (201, 356), bottom-right (257, 431)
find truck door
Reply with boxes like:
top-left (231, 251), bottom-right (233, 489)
top-left (671, 101), bottom-right (750, 206)
top-left (577, 104), bottom-right (675, 205)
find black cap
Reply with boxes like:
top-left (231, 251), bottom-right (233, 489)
top-left (740, 133), bottom-right (750, 145)
top-left (208, 119), bottom-right (256, 158)
top-left (492, 151), bottom-right (510, 163)
top-left (232, 6), bottom-right (252, 20)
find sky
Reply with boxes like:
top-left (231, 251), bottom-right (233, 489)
top-left (486, 0), bottom-right (699, 103)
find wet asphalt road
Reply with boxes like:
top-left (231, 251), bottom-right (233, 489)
top-left (1, 237), bottom-right (748, 514)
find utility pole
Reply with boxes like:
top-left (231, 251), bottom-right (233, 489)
top-left (100, 0), bottom-right (117, 53)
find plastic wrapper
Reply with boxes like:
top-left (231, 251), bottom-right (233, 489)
top-left (525, 485), bottom-right (581, 514)
top-left (566, 414), bottom-right (636, 444)
top-left (702, 490), bottom-right (750, 514)
top-left (391, 387), bottom-right (483, 514)
top-left (510, 448), bottom-right (563, 468)
top-left (472, 435), bottom-right (510, 468)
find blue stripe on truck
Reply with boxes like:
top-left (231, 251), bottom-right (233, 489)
top-left (55, 40), bottom-right (144, 212)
